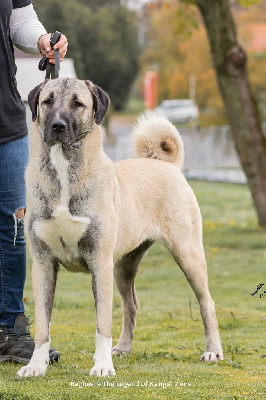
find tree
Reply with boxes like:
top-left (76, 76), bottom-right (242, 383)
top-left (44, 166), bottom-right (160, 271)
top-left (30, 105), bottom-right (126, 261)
top-left (34, 0), bottom-right (139, 110)
top-left (140, 3), bottom-right (226, 125)
top-left (142, 0), bottom-right (266, 225)
top-left (192, 0), bottom-right (266, 226)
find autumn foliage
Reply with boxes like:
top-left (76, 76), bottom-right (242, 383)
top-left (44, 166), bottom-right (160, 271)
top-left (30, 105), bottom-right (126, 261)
top-left (140, 0), bottom-right (266, 126)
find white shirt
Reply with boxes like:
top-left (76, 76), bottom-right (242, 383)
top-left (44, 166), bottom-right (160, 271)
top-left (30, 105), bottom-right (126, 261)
top-left (10, 4), bottom-right (47, 55)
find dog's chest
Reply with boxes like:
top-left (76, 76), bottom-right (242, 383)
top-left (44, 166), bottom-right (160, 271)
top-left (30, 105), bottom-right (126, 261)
top-left (33, 208), bottom-right (90, 270)
top-left (33, 145), bottom-right (91, 271)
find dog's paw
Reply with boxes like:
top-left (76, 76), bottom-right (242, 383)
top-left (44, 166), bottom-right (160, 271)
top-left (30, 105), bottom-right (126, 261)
top-left (17, 362), bottom-right (48, 377)
top-left (200, 349), bottom-right (224, 362)
top-left (90, 361), bottom-right (115, 377)
top-left (91, 332), bottom-right (115, 376)
top-left (17, 343), bottom-right (50, 377)
top-left (112, 346), bottom-right (131, 355)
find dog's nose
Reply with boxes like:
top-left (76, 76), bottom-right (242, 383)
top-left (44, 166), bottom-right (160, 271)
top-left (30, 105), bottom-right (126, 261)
top-left (52, 119), bottom-right (67, 133)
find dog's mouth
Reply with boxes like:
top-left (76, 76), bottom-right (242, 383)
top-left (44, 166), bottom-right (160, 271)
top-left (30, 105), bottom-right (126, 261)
top-left (44, 131), bottom-right (90, 150)
top-left (44, 136), bottom-right (75, 149)
top-left (45, 136), bottom-right (74, 146)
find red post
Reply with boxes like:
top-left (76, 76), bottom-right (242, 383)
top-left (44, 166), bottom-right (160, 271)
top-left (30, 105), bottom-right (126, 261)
top-left (144, 71), bottom-right (158, 109)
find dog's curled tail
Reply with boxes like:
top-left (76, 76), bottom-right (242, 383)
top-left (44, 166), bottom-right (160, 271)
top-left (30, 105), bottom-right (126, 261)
top-left (132, 111), bottom-right (184, 169)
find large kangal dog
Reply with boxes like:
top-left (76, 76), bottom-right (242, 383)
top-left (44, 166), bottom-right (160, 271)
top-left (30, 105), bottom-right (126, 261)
top-left (18, 78), bottom-right (223, 377)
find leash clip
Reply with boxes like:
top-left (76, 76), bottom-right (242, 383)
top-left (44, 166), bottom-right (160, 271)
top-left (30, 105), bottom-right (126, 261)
top-left (38, 31), bottom-right (61, 79)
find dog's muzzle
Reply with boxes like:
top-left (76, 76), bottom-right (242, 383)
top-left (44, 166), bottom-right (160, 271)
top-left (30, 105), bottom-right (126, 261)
top-left (45, 118), bottom-right (74, 146)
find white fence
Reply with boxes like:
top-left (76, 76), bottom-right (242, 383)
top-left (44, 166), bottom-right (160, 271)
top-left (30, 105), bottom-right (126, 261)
top-left (104, 124), bottom-right (248, 184)
top-left (181, 125), bottom-right (246, 183)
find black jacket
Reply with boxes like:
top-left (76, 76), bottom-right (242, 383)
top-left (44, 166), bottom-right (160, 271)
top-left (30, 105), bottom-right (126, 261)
top-left (0, 0), bottom-right (31, 143)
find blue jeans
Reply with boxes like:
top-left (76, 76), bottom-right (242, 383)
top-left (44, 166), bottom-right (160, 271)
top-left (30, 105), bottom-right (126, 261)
top-left (0, 136), bottom-right (29, 329)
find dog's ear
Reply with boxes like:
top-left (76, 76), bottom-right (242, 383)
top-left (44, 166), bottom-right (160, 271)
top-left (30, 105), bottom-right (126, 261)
top-left (85, 81), bottom-right (110, 125)
top-left (28, 81), bottom-right (47, 122)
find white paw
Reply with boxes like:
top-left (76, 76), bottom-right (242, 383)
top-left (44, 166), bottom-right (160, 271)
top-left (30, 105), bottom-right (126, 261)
top-left (200, 349), bottom-right (224, 362)
top-left (90, 360), bottom-right (115, 377)
top-left (17, 362), bottom-right (48, 377)
top-left (17, 342), bottom-right (50, 377)
top-left (90, 332), bottom-right (116, 376)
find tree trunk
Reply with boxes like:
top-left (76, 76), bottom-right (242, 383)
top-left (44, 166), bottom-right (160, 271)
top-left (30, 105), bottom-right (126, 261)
top-left (196, 0), bottom-right (266, 226)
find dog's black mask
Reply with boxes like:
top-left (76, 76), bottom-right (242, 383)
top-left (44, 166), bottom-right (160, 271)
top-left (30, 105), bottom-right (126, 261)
top-left (44, 111), bottom-right (77, 146)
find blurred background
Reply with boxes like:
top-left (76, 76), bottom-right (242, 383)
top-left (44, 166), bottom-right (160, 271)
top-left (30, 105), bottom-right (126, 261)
top-left (15, 0), bottom-right (266, 197)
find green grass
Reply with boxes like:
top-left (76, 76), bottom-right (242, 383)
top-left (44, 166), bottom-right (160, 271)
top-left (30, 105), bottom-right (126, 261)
top-left (1, 181), bottom-right (266, 399)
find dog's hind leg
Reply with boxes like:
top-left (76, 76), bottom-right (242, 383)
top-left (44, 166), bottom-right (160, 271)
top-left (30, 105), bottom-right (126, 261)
top-left (17, 254), bottom-right (58, 377)
top-left (112, 240), bottom-right (154, 355)
top-left (169, 236), bottom-right (223, 362)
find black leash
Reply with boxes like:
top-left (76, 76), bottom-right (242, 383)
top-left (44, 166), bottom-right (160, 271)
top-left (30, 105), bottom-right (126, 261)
top-left (38, 31), bottom-right (61, 79)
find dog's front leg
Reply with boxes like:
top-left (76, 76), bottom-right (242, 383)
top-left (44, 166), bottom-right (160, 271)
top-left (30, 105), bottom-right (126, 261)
top-left (18, 255), bottom-right (58, 377)
top-left (90, 261), bottom-right (115, 377)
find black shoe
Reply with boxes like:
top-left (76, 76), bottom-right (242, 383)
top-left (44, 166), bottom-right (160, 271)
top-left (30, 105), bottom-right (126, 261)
top-left (0, 314), bottom-right (60, 364)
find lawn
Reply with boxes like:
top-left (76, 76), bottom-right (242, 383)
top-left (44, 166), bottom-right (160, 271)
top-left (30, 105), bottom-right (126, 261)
top-left (0, 181), bottom-right (265, 399)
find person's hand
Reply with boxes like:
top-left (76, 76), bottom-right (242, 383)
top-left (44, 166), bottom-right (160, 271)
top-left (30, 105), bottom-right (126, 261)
top-left (37, 33), bottom-right (68, 63)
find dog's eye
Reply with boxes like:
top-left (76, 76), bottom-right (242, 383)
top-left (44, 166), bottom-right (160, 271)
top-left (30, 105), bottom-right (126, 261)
top-left (73, 100), bottom-right (84, 108)
top-left (43, 98), bottom-right (52, 106)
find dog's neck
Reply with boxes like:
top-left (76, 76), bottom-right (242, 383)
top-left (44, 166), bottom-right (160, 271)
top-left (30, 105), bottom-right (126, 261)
top-left (31, 122), bottom-right (110, 185)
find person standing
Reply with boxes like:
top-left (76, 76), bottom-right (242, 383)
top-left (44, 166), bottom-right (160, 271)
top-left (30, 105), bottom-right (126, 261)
top-left (0, 0), bottom-right (68, 363)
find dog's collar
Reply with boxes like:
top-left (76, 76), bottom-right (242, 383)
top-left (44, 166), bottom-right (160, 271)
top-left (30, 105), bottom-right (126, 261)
top-left (76, 130), bottom-right (91, 142)
top-left (60, 130), bottom-right (92, 151)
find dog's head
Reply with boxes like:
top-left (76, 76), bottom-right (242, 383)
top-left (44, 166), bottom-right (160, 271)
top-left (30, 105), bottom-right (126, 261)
top-left (28, 78), bottom-right (110, 146)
